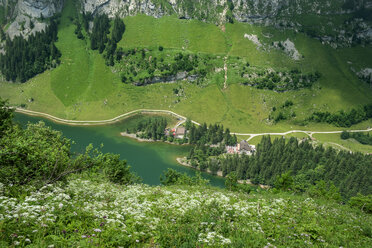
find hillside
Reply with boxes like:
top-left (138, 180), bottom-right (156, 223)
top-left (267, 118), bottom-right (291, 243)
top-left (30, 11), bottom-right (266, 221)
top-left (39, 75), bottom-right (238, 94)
top-left (1, 177), bottom-right (372, 247)
top-left (0, 0), bottom-right (372, 154)
top-left (1, 92), bottom-right (371, 247)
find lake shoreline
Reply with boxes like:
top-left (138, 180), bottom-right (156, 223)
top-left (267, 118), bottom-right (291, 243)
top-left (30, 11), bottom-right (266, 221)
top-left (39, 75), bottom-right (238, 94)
top-left (120, 132), bottom-right (155, 142)
top-left (120, 132), bottom-right (191, 146)
top-left (176, 157), bottom-right (270, 188)
top-left (176, 157), bottom-right (224, 177)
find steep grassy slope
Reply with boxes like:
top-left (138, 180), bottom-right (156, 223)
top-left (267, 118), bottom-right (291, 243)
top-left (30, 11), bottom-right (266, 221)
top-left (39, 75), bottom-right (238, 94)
top-left (1, 176), bottom-right (371, 247)
top-left (0, 0), bottom-right (372, 137)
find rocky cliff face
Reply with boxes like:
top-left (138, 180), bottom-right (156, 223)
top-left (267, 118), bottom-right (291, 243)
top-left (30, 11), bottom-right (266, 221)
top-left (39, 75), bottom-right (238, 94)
top-left (0, 0), bottom-right (64, 38)
top-left (1, 0), bottom-right (371, 45)
top-left (80, 0), bottom-right (372, 46)
top-left (18, 0), bottom-right (64, 18)
top-left (80, 0), bottom-right (355, 22)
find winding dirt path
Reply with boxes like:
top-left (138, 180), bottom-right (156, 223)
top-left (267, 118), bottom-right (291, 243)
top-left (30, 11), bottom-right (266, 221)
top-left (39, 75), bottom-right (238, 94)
top-left (234, 129), bottom-right (372, 141)
top-left (14, 108), bottom-right (201, 127)
top-left (15, 108), bottom-right (372, 138)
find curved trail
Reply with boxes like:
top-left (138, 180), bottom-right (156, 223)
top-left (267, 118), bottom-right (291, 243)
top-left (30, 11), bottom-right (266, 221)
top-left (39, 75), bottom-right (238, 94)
top-left (235, 129), bottom-right (372, 141)
top-left (14, 108), bottom-right (201, 127)
top-left (14, 108), bottom-right (372, 138)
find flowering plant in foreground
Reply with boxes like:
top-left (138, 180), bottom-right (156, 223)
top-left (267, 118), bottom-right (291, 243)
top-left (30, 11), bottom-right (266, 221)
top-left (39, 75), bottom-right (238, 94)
top-left (0, 178), bottom-right (371, 247)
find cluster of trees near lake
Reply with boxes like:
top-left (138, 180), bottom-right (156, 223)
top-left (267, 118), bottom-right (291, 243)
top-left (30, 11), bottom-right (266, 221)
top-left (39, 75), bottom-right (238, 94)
top-left (186, 121), bottom-right (237, 146)
top-left (341, 131), bottom-right (372, 145)
top-left (0, 17), bottom-right (61, 82)
top-left (130, 117), bottom-right (168, 141)
top-left (190, 135), bottom-right (371, 199)
top-left (308, 104), bottom-right (372, 127)
top-left (126, 118), bottom-right (238, 147)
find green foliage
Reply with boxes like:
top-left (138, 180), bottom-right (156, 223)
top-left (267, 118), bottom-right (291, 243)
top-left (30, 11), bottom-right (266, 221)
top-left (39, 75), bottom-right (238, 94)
top-left (90, 14), bottom-right (110, 53)
top-left (225, 171), bottom-right (238, 191)
top-left (206, 136), bottom-right (371, 199)
top-left (274, 171), bottom-right (294, 191)
top-left (111, 16), bottom-right (126, 43)
top-left (116, 49), bottom-right (212, 86)
top-left (0, 100), bottom-right (138, 195)
top-left (349, 194), bottom-right (372, 214)
top-left (133, 117), bottom-right (168, 140)
top-left (242, 69), bottom-right (321, 92)
top-left (0, 121), bottom-right (72, 191)
top-left (1, 178), bottom-right (371, 247)
top-left (0, 17), bottom-right (61, 82)
top-left (341, 131), bottom-right (372, 145)
top-left (187, 122), bottom-right (236, 146)
top-left (225, 172), bottom-right (253, 193)
top-left (0, 98), bottom-right (13, 137)
top-left (104, 154), bottom-right (140, 185)
top-left (269, 100), bottom-right (297, 123)
top-left (160, 168), bottom-right (209, 186)
top-left (309, 104), bottom-right (372, 127)
top-left (341, 130), bottom-right (350, 139)
top-left (307, 180), bottom-right (342, 201)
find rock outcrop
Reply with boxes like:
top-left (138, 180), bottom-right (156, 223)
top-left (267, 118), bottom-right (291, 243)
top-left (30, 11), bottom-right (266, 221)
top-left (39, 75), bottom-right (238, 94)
top-left (134, 71), bottom-right (197, 86)
top-left (79, 0), bottom-right (372, 46)
top-left (1, 0), bottom-right (64, 38)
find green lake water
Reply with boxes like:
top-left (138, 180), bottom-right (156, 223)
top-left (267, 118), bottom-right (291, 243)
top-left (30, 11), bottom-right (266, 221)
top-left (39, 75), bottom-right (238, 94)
top-left (14, 113), bottom-right (225, 187)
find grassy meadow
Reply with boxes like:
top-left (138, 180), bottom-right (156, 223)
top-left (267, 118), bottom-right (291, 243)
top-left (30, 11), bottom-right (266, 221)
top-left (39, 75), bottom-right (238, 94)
top-left (1, 173), bottom-right (371, 247)
top-left (0, 0), bottom-right (372, 153)
top-left (313, 131), bottom-right (372, 154)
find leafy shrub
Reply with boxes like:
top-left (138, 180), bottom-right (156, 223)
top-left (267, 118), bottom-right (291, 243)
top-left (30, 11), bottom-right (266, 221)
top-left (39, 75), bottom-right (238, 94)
top-left (309, 104), bottom-right (372, 127)
top-left (104, 154), bottom-right (140, 185)
top-left (0, 99), bottom-right (139, 194)
top-left (160, 169), bottom-right (209, 186)
top-left (274, 171), bottom-right (294, 191)
top-left (349, 194), bottom-right (372, 214)
top-left (0, 98), bottom-right (13, 136)
top-left (307, 180), bottom-right (342, 201)
top-left (0, 121), bottom-right (72, 191)
top-left (341, 131), bottom-right (350, 139)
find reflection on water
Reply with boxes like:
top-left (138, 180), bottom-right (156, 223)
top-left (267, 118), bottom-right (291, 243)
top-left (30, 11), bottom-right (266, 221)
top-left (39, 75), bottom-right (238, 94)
top-left (14, 113), bottom-right (225, 187)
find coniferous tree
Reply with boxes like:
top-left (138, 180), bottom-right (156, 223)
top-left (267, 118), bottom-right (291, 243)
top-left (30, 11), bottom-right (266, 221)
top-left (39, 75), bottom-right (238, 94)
top-left (0, 17), bottom-right (61, 83)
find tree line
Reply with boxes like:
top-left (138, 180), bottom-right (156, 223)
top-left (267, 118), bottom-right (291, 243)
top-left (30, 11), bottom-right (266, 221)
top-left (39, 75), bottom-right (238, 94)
top-left (0, 17), bottom-right (61, 83)
top-left (308, 104), bottom-right (372, 127)
top-left (341, 131), bottom-right (372, 145)
top-left (75, 12), bottom-right (125, 66)
top-left (186, 120), bottom-right (237, 146)
top-left (189, 135), bottom-right (371, 199)
top-left (242, 69), bottom-right (321, 92)
top-left (132, 117), bottom-right (168, 141)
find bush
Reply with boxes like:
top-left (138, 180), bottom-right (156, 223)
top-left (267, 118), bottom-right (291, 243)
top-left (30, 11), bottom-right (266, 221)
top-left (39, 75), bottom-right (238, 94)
top-left (307, 180), bottom-right (342, 201)
top-left (349, 194), bottom-right (372, 214)
top-left (341, 131), bottom-right (350, 140)
top-left (0, 99), bottom-right (13, 137)
top-left (0, 121), bottom-right (72, 191)
top-left (104, 154), bottom-right (140, 185)
top-left (274, 171), bottom-right (294, 191)
top-left (160, 169), bottom-right (209, 186)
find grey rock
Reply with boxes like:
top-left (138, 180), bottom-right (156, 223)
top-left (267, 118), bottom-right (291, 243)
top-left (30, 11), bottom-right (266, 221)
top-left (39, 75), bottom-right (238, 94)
top-left (3, 0), bottom-right (64, 38)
